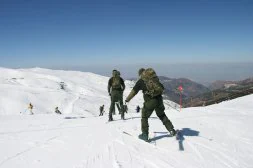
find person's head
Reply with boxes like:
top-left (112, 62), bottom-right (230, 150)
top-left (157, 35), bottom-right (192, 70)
top-left (138, 68), bottom-right (145, 76)
top-left (112, 69), bottom-right (121, 77)
top-left (112, 69), bottom-right (117, 77)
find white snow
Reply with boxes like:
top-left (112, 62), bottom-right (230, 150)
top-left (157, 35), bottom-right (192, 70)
top-left (0, 67), bottom-right (252, 168)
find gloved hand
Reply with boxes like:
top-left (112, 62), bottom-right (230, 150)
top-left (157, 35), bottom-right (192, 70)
top-left (125, 99), bottom-right (129, 103)
top-left (109, 93), bottom-right (111, 96)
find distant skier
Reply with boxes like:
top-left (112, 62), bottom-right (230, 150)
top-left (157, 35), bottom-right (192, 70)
top-left (136, 105), bottom-right (140, 113)
top-left (55, 107), bottom-right (62, 114)
top-left (125, 68), bottom-right (176, 142)
top-left (108, 70), bottom-right (125, 121)
top-left (28, 103), bottom-right (34, 115)
top-left (99, 105), bottom-right (105, 116)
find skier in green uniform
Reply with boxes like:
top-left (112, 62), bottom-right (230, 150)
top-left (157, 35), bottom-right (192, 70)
top-left (108, 70), bottom-right (125, 121)
top-left (99, 105), bottom-right (105, 116)
top-left (125, 68), bottom-right (176, 141)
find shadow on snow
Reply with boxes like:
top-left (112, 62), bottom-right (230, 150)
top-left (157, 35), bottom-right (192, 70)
top-left (150, 128), bottom-right (200, 151)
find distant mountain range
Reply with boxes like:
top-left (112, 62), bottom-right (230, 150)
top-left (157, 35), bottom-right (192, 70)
top-left (209, 78), bottom-right (253, 90)
top-left (184, 77), bottom-right (253, 107)
top-left (128, 76), bottom-right (210, 103)
top-left (127, 76), bottom-right (253, 105)
top-left (159, 76), bottom-right (210, 103)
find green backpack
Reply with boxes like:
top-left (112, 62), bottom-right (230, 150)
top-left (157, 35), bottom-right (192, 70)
top-left (112, 70), bottom-right (121, 89)
top-left (141, 68), bottom-right (164, 97)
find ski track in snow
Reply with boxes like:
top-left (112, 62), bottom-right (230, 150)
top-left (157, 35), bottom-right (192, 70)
top-left (0, 136), bottom-right (59, 167)
top-left (193, 141), bottom-right (240, 168)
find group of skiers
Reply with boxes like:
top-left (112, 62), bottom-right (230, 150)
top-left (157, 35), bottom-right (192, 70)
top-left (99, 104), bottom-right (139, 116)
top-left (106, 68), bottom-right (176, 141)
top-left (22, 103), bottom-right (62, 115)
top-left (23, 68), bottom-right (176, 142)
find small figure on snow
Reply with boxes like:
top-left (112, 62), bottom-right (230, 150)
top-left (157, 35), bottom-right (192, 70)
top-left (55, 107), bottom-right (62, 114)
top-left (99, 105), bottom-right (105, 116)
top-left (28, 103), bottom-right (34, 115)
top-left (136, 105), bottom-right (140, 113)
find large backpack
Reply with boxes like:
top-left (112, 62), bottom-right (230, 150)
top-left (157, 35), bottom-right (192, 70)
top-left (141, 68), bottom-right (164, 97)
top-left (112, 70), bottom-right (121, 89)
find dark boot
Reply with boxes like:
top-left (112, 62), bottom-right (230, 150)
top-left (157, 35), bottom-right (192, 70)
top-left (138, 133), bottom-right (149, 142)
top-left (160, 115), bottom-right (175, 135)
top-left (108, 115), bottom-right (113, 121)
top-left (121, 111), bottom-right (125, 120)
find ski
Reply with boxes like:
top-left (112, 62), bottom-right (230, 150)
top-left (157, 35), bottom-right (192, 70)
top-left (175, 129), bottom-right (182, 140)
top-left (122, 131), bottom-right (159, 145)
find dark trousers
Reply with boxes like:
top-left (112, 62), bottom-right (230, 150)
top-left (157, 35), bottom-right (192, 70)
top-left (141, 96), bottom-right (174, 135)
top-left (109, 90), bottom-right (124, 119)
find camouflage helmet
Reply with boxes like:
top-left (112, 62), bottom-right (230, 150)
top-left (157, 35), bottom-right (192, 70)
top-left (112, 69), bottom-right (120, 77)
top-left (112, 69), bottom-right (117, 77)
top-left (141, 68), bottom-right (157, 81)
top-left (138, 68), bottom-right (145, 76)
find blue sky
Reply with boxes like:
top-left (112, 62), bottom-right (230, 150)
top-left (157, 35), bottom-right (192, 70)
top-left (0, 0), bottom-right (253, 82)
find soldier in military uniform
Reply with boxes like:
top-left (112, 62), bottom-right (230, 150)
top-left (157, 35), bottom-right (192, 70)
top-left (125, 68), bottom-right (176, 141)
top-left (99, 105), bottom-right (105, 116)
top-left (108, 70), bottom-right (125, 121)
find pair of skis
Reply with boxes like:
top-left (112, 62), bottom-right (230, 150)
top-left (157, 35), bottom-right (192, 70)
top-left (123, 129), bottom-right (182, 143)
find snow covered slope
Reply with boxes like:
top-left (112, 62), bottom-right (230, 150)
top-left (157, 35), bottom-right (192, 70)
top-left (0, 67), bottom-right (146, 116)
top-left (0, 67), bottom-right (252, 168)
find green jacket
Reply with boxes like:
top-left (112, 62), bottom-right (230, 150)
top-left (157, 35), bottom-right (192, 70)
top-left (108, 77), bottom-right (125, 93)
top-left (126, 79), bottom-right (163, 102)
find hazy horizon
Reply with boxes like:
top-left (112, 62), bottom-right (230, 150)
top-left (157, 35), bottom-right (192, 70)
top-left (2, 62), bottom-right (252, 86)
top-left (48, 62), bottom-right (253, 85)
